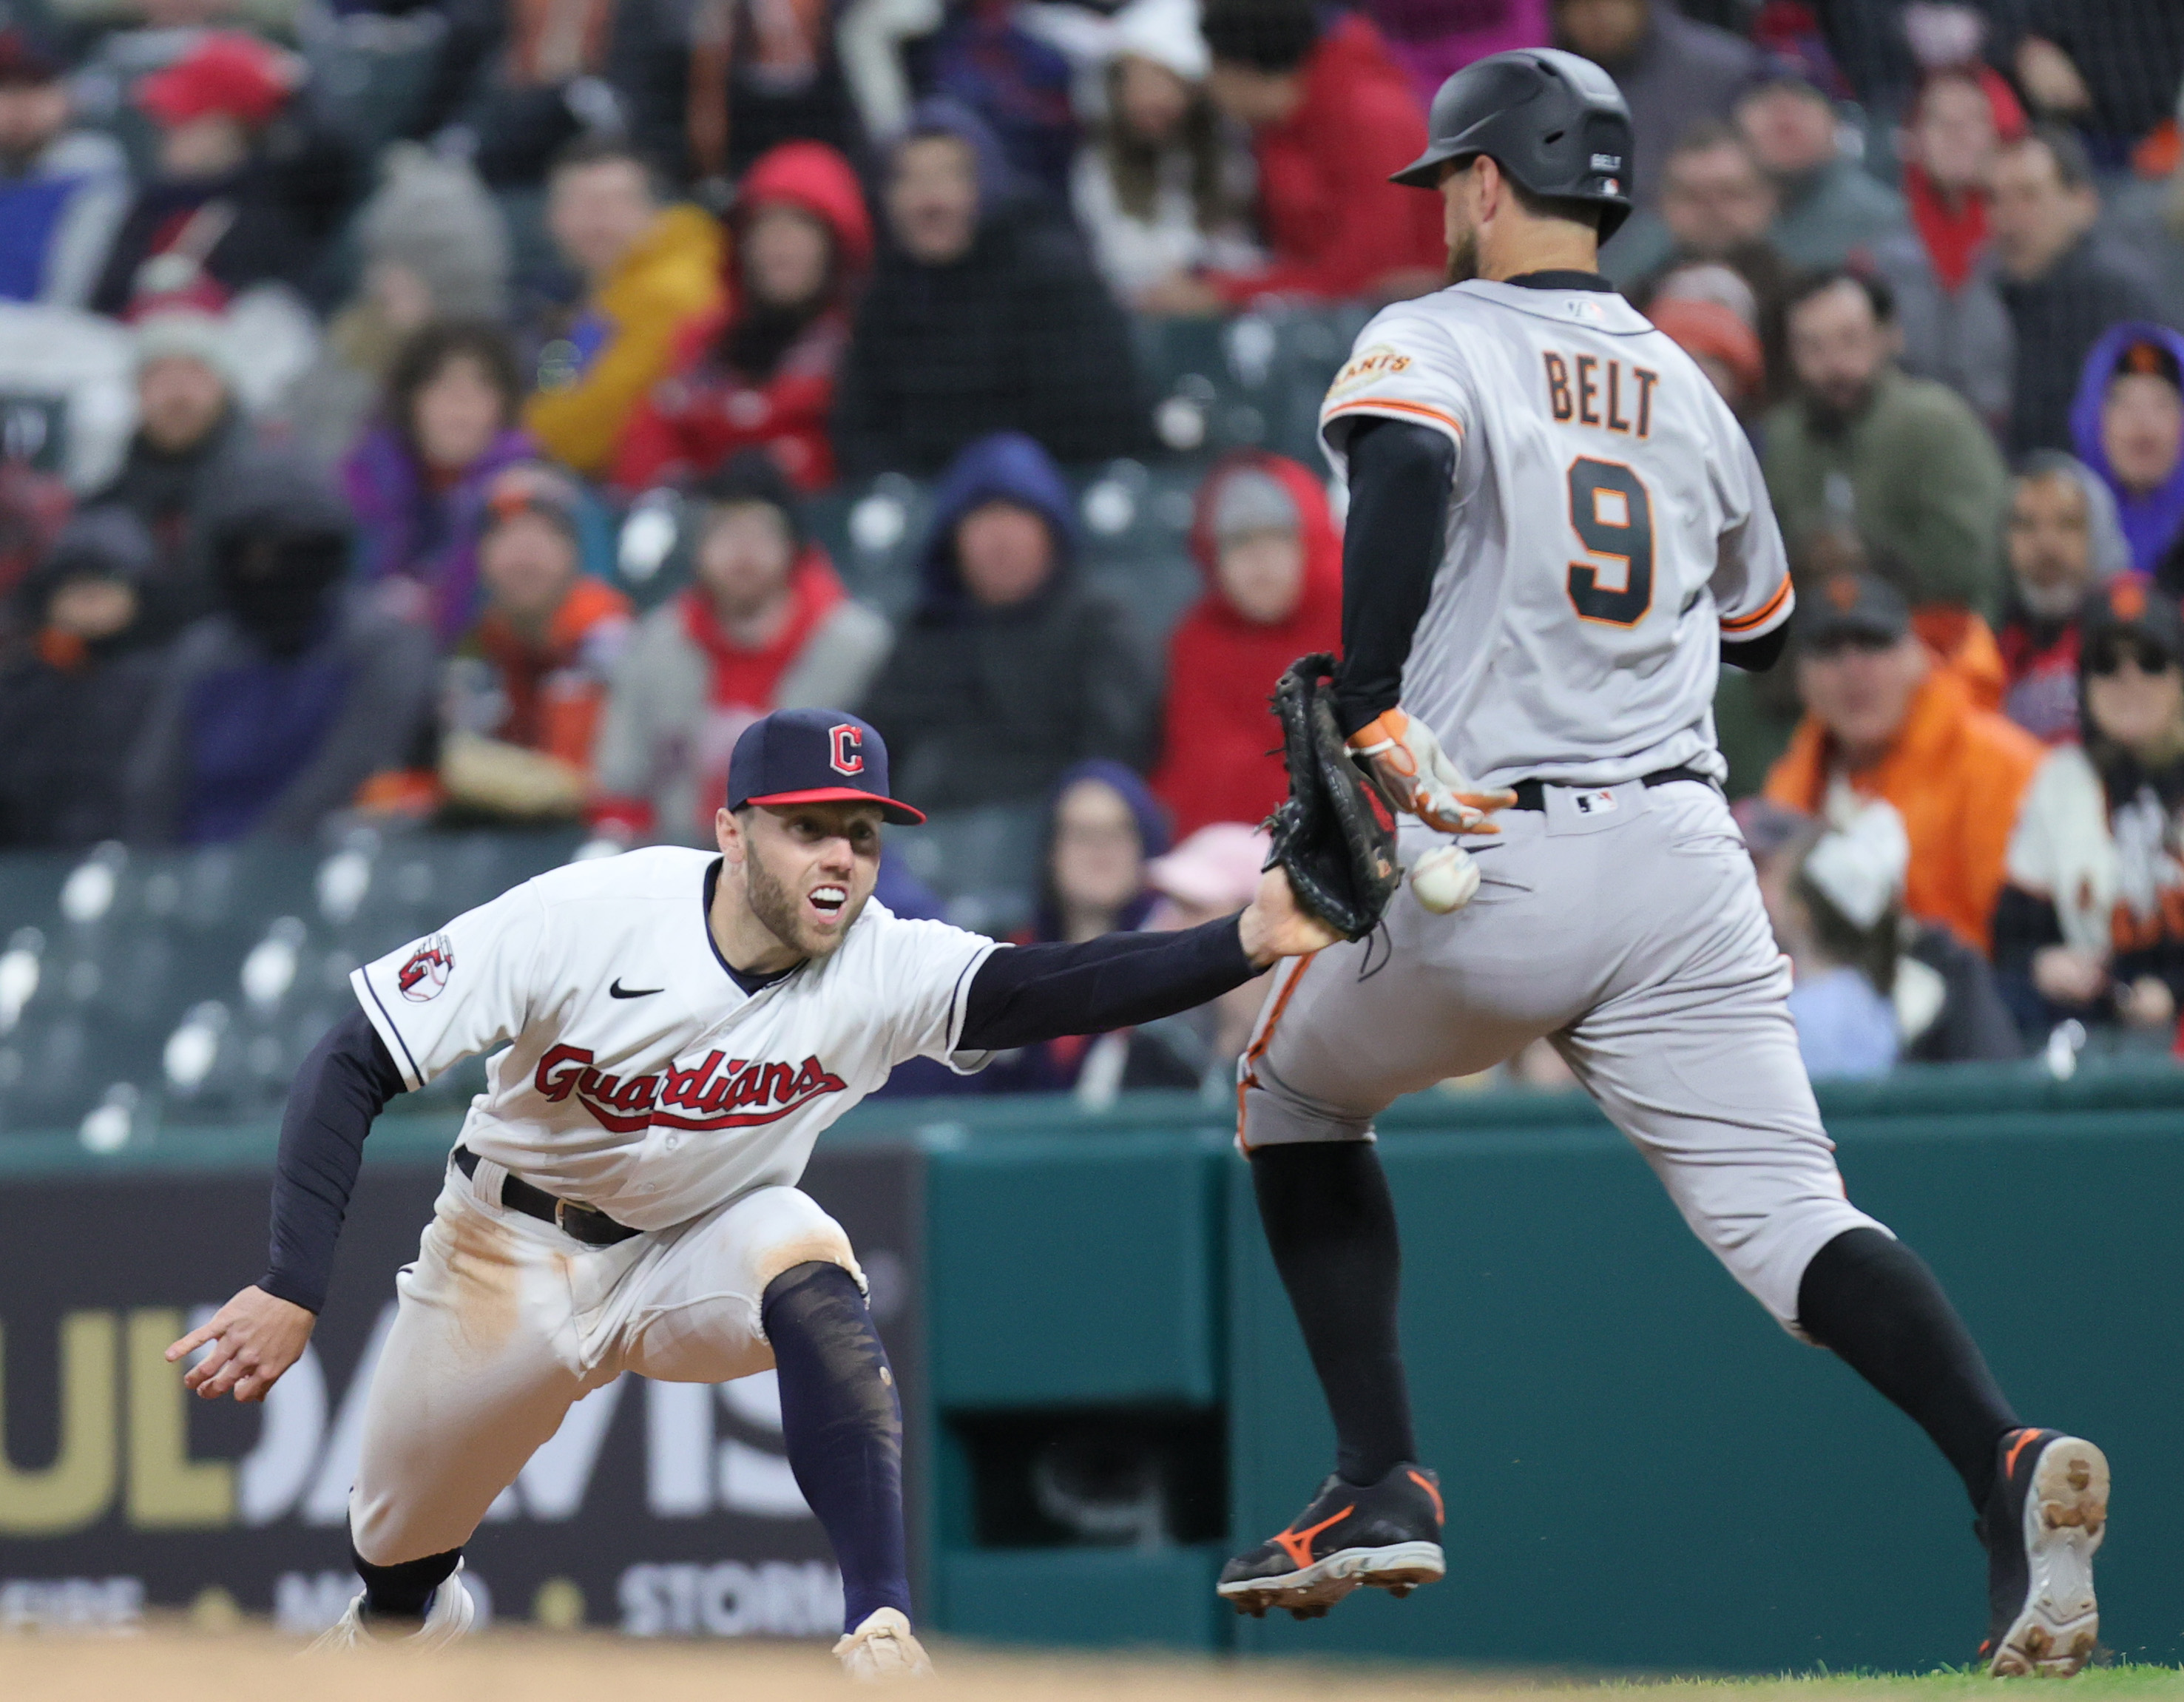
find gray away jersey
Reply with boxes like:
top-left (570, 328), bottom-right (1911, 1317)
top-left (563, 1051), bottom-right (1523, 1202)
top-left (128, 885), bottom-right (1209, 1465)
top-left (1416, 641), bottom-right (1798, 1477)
top-left (1319, 279), bottom-right (1794, 789)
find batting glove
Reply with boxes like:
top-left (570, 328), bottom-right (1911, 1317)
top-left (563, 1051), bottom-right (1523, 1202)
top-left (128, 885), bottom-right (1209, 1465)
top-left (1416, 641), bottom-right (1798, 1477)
top-left (1346, 709), bottom-right (1517, 834)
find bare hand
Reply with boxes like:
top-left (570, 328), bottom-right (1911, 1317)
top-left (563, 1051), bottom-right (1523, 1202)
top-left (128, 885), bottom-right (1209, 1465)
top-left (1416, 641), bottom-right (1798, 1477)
top-left (166, 1286), bottom-right (316, 1404)
top-left (1239, 866), bottom-right (1343, 966)
top-left (2016, 37), bottom-right (2091, 113)
top-left (2123, 974), bottom-right (2176, 1032)
top-left (2032, 945), bottom-right (2106, 1007)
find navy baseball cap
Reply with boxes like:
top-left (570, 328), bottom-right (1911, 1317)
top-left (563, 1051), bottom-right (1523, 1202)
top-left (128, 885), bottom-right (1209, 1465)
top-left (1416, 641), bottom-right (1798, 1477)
top-left (726, 709), bottom-right (925, 825)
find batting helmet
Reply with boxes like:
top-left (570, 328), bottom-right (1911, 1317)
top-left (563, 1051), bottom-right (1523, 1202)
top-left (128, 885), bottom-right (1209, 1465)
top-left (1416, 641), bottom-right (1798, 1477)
top-left (1390, 48), bottom-right (1635, 240)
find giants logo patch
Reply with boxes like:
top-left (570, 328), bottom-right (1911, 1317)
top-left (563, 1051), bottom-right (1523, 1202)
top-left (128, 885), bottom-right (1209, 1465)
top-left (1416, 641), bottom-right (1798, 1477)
top-left (1325, 343), bottom-right (1413, 399)
top-left (534, 1044), bottom-right (848, 1134)
top-left (397, 934), bottom-right (455, 1002)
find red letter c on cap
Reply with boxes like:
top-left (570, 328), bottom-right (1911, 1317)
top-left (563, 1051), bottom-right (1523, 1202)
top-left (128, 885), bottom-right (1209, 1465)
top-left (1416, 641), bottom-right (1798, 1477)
top-left (829, 723), bottom-right (864, 776)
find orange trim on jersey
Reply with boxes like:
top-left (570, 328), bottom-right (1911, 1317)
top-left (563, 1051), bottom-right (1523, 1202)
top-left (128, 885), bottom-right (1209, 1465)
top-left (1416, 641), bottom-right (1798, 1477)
top-left (1234, 951), bottom-right (1319, 1146)
top-left (1720, 577), bottom-right (1794, 635)
top-left (1321, 397), bottom-right (1465, 438)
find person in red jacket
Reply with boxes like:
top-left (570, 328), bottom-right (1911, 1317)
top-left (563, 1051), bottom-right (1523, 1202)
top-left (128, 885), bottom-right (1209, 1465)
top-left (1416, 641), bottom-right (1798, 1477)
top-left (613, 141), bottom-right (873, 494)
top-left (1143, 0), bottom-right (1441, 312)
top-left (1150, 450), bottom-right (1342, 837)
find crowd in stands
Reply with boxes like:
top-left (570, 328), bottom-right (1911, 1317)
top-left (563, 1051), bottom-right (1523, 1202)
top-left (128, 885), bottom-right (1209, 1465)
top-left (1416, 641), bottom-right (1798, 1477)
top-left (0, 0), bottom-right (2183, 1112)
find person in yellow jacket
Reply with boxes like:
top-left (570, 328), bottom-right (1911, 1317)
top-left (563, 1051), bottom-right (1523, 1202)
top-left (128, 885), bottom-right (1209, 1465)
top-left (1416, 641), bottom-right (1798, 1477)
top-left (524, 136), bottom-right (724, 477)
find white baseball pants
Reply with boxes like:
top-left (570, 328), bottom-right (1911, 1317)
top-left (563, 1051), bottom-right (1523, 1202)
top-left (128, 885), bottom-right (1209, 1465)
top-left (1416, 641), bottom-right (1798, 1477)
top-left (348, 1166), bottom-right (859, 1565)
top-left (1238, 778), bottom-right (1887, 1328)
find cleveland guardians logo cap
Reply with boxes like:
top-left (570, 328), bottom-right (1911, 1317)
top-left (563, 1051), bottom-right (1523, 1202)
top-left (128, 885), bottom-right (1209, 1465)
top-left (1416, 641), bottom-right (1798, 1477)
top-left (726, 708), bottom-right (926, 824)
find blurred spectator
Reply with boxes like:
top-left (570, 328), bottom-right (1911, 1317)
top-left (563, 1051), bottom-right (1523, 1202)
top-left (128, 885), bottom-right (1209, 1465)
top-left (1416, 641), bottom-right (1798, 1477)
top-left (1998, 452), bottom-right (2132, 745)
top-left (1870, 67), bottom-right (2021, 432)
top-left (592, 450), bottom-right (890, 843)
top-left (1135, 820), bottom-right (1277, 1093)
top-left (2069, 325), bottom-right (2184, 584)
top-left (440, 464), bottom-right (632, 822)
top-left (89, 311), bottom-right (251, 640)
top-left (684, 0), bottom-right (861, 186)
top-left (832, 101), bottom-right (1146, 478)
top-left (2014, 7), bottom-right (2184, 170)
top-left (0, 30), bottom-right (127, 308)
top-left (345, 319), bottom-right (535, 647)
top-left (1615, 125), bottom-right (1788, 371)
top-left (863, 432), bottom-right (1154, 808)
top-left (0, 509), bottom-right (163, 848)
top-left (1550, 0), bottom-right (1759, 217)
top-left (614, 141), bottom-right (870, 494)
top-left (1763, 271), bottom-right (2006, 614)
top-left (1164, 0), bottom-right (1441, 310)
top-left (1999, 578), bottom-right (2184, 1041)
top-left (1988, 126), bottom-right (2169, 459)
top-left (1732, 67), bottom-right (1906, 271)
top-left (125, 450), bottom-right (436, 845)
top-left (523, 138), bottom-right (724, 480)
top-left (1764, 573), bottom-right (2045, 953)
top-left (276, 147), bottom-right (510, 472)
top-left (1148, 450), bottom-right (1340, 838)
top-left (1365, 0), bottom-right (1549, 109)
top-left (91, 33), bottom-right (331, 317)
top-left (980, 760), bottom-right (1188, 1096)
top-left (1646, 292), bottom-right (1765, 419)
top-left (921, 0), bottom-right (1078, 197)
top-left (1071, 0), bottom-right (1260, 309)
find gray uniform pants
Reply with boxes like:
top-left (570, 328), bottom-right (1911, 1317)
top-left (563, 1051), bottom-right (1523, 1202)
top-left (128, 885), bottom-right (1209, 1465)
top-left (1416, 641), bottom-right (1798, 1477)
top-left (1238, 779), bottom-right (1885, 1328)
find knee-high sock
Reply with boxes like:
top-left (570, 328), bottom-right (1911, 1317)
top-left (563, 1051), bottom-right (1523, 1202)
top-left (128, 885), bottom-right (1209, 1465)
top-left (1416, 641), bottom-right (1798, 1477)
top-left (763, 1260), bottom-right (909, 1632)
top-left (1797, 1226), bottom-right (2021, 1510)
top-left (1251, 1142), bottom-right (1419, 1486)
top-left (351, 1536), bottom-right (460, 1622)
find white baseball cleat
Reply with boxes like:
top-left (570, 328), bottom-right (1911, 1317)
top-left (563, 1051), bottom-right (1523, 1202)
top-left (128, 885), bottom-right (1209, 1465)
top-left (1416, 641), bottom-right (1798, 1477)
top-left (306, 1559), bottom-right (477, 1653)
top-left (1978, 1430), bottom-right (2108, 1677)
top-left (832, 1606), bottom-right (933, 1681)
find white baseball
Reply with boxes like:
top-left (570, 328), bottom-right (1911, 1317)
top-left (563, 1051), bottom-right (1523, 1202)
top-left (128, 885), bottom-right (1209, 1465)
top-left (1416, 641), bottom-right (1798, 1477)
top-left (1408, 844), bottom-right (1478, 914)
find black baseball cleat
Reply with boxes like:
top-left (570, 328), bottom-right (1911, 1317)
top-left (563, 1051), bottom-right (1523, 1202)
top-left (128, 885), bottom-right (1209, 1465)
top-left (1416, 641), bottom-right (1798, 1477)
top-left (1217, 1461), bottom-right (1444, 1619)
top-left (1976, 1428), bottom-right (2109, 1676)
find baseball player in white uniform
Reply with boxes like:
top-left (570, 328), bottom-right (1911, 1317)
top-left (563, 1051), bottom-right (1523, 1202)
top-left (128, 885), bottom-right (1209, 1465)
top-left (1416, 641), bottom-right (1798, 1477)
top-left (1214, 51), bottom-right (2109, 1677)
top-left (167, 707), bottom-right (1336, 1677)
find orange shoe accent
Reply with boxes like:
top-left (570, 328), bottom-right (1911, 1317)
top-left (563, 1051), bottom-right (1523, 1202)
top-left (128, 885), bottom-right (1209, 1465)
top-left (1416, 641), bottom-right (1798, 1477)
top-left (1407, 1469), bottom-right (1444, 1527)
top-left (1272, 1505), bottom-right (1354, 1571)
top-left (2004, 1428), bottom-right (2042, 1479)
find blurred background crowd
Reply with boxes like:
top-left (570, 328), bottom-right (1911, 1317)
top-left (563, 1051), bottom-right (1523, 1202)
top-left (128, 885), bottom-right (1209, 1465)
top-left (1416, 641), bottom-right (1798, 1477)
top-left (0, 0), bottom-right (2182, 1141)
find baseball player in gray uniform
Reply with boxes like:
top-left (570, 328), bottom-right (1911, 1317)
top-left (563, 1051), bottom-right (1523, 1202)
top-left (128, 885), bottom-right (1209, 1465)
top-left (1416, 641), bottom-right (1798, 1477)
top-left (1214, 53), bottom-right (2109, 1677)
top-left (165, 708), bottom-right (1336, 1678)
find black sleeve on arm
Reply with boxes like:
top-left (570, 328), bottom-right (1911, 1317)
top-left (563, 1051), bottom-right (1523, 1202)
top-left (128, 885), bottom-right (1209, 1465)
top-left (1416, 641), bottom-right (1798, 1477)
top-left (1331, 416), bottom-right (1458, 738)
top-left (960, 916), bottom-right (1259, 1053)
top-left (1720, 612), bottom-right (1793, 674)
top-left (257, 1007), bottom-right (408, 1315)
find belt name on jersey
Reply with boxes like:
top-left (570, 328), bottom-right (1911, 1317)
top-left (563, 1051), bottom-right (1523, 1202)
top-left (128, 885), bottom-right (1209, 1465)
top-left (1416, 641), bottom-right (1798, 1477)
top-left (533, 1044), bottom-right (848, 1134)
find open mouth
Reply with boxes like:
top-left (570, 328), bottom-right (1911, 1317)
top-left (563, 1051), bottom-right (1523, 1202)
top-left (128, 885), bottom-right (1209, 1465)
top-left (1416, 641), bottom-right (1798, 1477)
top-left (808, 885), bottom-right (848, 922)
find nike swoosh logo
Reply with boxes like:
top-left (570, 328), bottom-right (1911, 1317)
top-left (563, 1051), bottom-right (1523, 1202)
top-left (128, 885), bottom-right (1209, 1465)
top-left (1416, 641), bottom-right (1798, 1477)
top-left (609, 979), bottom-right (664, 999)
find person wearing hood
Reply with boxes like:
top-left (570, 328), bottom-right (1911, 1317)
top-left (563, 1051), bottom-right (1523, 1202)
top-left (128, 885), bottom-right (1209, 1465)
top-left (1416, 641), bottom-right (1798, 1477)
top-left (1998, 452), bottom-right (2134, 744)
top-left (125, 450), bottom-right (438, 845)
top-left (1998, 577), bottom-right (2184, 1042)
top-left (614, 141), bottom-right (872, 494)
top-left (0, 507), bottom-right (166, 848)
top-left (1149, 451), bottom-right (1341, 837)
top-left (592, 450), bottom-right (893, 843)
top-left (862, 432), bottom-right (1155, 809)
top-left (2069, 324), bottom-right (2184, 587)
top-left (1156, 0), bottom-right (1441, 312)
top-left (1071, 0), bottom-right (1261, 310)
top-left (89, 310), bottom-right (254, 643)
top-left (831, 101), bottom-right (1149, 479)
top-left (523, 137), bottom-right (726, 479)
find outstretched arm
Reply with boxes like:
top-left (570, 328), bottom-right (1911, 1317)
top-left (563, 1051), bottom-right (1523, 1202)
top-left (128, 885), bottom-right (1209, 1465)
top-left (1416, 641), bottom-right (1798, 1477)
top-left (166, 1008), bottom-right (407, 1402)
top-left (960, 869), bottom-right (1336, 1053)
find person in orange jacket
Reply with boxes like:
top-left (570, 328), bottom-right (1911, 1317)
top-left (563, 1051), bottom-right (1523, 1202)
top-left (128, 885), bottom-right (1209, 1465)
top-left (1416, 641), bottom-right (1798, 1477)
top-left (1765, 574), bottom-right (2046, 955)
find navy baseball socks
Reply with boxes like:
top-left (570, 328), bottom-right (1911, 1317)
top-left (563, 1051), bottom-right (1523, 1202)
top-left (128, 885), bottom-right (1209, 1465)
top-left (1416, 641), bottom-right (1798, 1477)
top-left (311, 1543), bottom-right (474, 1650)
top-left (763, 1260), bottom-right (932, 1678)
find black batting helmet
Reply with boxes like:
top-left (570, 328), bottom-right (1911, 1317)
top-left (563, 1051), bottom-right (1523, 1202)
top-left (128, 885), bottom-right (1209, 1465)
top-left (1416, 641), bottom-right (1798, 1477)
top-left (1390, 48), bottom-right (1635, 240)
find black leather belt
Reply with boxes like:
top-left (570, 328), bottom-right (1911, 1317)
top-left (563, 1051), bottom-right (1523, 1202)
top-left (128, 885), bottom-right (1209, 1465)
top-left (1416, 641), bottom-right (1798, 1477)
top-left (454, 1145), bottom-right (642, 1246)
top-left (1504, 763), bottom-right (1719, 812)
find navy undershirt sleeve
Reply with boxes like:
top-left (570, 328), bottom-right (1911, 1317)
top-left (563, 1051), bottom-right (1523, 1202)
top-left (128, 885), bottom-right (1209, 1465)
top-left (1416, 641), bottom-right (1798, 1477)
top-left (1331, 416), bottom-right (1458, 738)
top-left (1720, 614), bottom-right (1792, 674)
top-left (960, 915), bottom-right (1259, 1053)
top-left (258, 1007), bottom-right (408, 1314)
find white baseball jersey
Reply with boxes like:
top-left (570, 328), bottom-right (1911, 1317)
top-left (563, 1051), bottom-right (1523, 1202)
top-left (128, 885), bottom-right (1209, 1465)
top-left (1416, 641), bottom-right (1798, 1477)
top-left (1319, 279), bottom-right (1794, 789)
top-left (351, 846), bottom-right (996, 1230)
